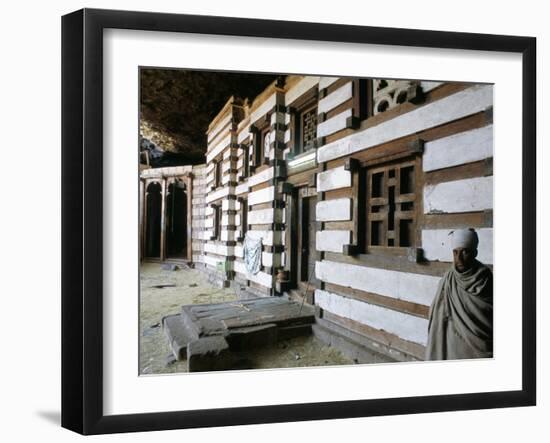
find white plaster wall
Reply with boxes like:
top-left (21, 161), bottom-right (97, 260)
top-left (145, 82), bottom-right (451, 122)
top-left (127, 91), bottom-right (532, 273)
top-left (207, 113), bottom-right (232, 142)
top-left (423, 176), bottom-right (493, 214)
top-left (422, 228), bottom-right (493, 264)
top-left (206, 133), bottom-right (231, 163)
top-left (319, 76), bottom-right (340, 89)
top-left (316, 230), bottom-right (351, 253)
top-left (315, 289), bottom-right (429, 345)
top-left (250, 93), bottom-right (276, 125)
top-left (248, 208), bottom-right (274, 225)
top-left (318, 82), bottom-right (353, 114)
top-left (233, 261), bottom-right (273, 288)
top-left (285, 76), bottom-right (320, 105)
top-left (316, 198), bottom-right (351, 221)
top-left (206, 186), bottom-right (232, 203)
top-left (248, 186), bottom-right (275, 206)
top-left (317, 85), bottom-right (493, 163)
top-left (315, 260), bottom-right (441, 306)
top-left (316, 166), bottom-right (352, 192)
top-left (317, 109), bottom-right (352, 138)
top-left (423, 124), bottom-right (493, 172)
top-left (420, 81), bottom-right (443, 93)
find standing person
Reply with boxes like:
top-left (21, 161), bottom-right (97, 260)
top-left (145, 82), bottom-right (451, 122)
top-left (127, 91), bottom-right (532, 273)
top-left (425, 228), bottom-right (493, 360)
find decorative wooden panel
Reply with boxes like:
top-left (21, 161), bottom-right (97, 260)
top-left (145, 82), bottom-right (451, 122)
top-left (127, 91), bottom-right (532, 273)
top-left (301, 104), bottom-right (318, 150)
top-left (372, 79), bottom-right (420, 115)
top-left (365, 158), bottom-right (417, 251)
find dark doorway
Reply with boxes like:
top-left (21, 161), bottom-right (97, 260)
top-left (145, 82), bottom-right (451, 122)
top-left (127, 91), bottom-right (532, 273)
top-left (145, 182), bottom-right (162, 258)
top-left (288, 187), bottom-right (319, 301)
top-left (166, 180), bottom-right (188, 259)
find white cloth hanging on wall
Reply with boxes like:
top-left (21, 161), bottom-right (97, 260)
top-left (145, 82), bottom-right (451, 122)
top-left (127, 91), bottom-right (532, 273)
top-left (243, 233), bottom-right (262, 275)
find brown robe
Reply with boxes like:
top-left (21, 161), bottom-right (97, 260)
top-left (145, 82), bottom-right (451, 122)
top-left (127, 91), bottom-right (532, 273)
top-left (426, 260), bottom-right (493, 360)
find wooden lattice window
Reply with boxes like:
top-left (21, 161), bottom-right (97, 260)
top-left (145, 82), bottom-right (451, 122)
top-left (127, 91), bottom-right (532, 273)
top-left (299, 104), bottom-right (318, 151)
top-left (288, 85), bottom-right (319, 156)
top-left (365, 158), bottom-right (418, 251)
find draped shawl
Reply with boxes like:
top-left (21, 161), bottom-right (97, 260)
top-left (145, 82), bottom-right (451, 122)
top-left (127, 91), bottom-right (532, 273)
top-left (426, 260), bottom-right (493, 361)
top-left (243, 233), bottom-right (262, 275)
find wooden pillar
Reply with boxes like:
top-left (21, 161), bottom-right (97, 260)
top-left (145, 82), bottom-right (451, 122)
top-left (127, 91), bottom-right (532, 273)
top-left (186, 174), bottom-right (193, 262)
top-left (160, 177), bottom-right (167, 261)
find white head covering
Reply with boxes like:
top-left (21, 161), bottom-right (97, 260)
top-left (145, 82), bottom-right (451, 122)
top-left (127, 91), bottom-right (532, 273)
top-left (450, 228), bottom-right (479, 250)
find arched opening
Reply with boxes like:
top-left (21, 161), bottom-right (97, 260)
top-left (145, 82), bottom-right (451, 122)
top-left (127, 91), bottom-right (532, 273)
top-left (145, 182), bottom-right (162, 258)
top-left (166, 179), bottom-right (188, 259)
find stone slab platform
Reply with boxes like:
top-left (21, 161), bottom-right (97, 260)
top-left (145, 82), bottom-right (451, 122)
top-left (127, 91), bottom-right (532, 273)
top-left (163, 297), bottom-right (315, 371)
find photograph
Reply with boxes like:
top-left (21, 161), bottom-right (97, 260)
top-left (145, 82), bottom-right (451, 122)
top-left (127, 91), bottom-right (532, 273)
top-left (138, 69), bottom-right (494, 374)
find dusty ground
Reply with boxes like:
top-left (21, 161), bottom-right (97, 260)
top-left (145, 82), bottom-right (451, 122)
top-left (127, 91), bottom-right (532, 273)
top-left (139, 262), bottom-right (353, 374)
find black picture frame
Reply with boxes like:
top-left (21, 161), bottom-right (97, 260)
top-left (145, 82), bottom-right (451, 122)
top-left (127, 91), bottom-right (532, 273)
top-left (61, 8), bottom-right (536, 435)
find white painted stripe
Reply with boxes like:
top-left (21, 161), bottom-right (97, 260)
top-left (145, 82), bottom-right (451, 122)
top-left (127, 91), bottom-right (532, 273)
top-left (420, 81), bottom-right (443, 93)
top-left (422, 228), bottom-right (493, 265)
top-left (248, 208), bottom-right (274, 225)
top-left (423, 125), bottom-right (493, 172)
top-left (315, 289), bottom-right (429, 345)
top-left (315, 260), bottom-right (441, 306)
top-left (207, 114), bottom-right (232, 142)
top-left (424, 176), bottom-right (493, 214)
top-left (316, 198), bottom-right (351, 221)
top-left (245, 230), bottom-right (273, 246)
top-left (204, 243), bottom-right (233, 256)
top-left (317, 109), bottom-right (352, 138)
top-left (318, 82), bottom-right (353, 114)
top-left (250, 93), bottom-right (276, 125)
top-left (206, 133), bottom-right (232, 163)
top-left (203, 255), bottom-right (224, 268)
top-left (284, 129), bottom-right (291, 144)
top-left (317, 166), bottom-right (352, 192)
top-left (237, 129), bottom-right (251, 144)
top-left (249, 186), bottom-right (275, 206)
top-left (236, 183), bottom-right (248, 195)
top-left (205, 186), bottom-right (232, 203)
top-left (318, 85), bottom-right (493, 163)
top-left (233, 261), bottom-right (273, 288)
top-left (247, 167), bottom-right (274, 188)
top-left (316, 230), bottom-right (351, 253)
top-left (319, 76), bottom-right (339, 90)
top-left (262, 252), bottom-right (273, 267)
top-left (285, 76), bottom-right (320, 106)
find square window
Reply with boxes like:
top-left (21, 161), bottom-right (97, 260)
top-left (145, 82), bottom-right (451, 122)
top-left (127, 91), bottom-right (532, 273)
top-left (364, 158), bottom-right (418, 252)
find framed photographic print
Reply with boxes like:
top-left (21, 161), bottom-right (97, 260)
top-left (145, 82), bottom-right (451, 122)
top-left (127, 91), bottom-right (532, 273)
top-left (61, 8), bottom-right (536, 435)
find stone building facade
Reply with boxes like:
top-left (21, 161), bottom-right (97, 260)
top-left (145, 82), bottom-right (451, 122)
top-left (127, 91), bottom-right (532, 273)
top-left (140, 75), bottom-right (494, 363)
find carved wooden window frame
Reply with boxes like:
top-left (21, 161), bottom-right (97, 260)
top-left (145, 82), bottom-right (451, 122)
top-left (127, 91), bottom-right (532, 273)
top-left (250, 118), bottom-right (271, 169)
top-left (363, 156), bottom-right (420, 255)
top-left (237, 197), bottom-right (248, 242)
top-left (346, 152), bottom-right (422, 259)
top-left (289, 86), bottom-right (319, 156)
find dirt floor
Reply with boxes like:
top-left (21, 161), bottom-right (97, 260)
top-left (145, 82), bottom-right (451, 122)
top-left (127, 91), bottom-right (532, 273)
top-left (139, 262), bottom-right (353, 374)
